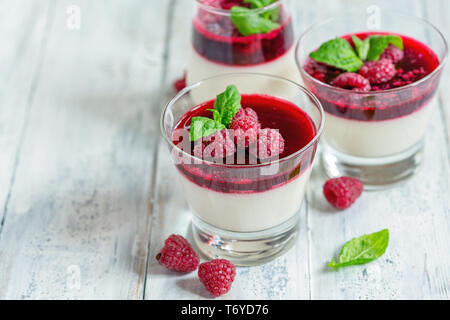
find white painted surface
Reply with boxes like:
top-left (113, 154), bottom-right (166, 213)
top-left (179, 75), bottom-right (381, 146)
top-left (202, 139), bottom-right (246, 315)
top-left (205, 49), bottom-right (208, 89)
top-left (0, 0), bottom-right (448, 300)
top-left (178, 166), bottom-right (312, 232)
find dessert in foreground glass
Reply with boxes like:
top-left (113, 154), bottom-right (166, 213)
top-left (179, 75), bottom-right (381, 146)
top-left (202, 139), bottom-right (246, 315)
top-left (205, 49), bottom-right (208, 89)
top-left (296, 12), bottom-right (447, 189)
top-left (187, 0), bottom-right (300, 88)
top-left (161, 74), bottom-right (323, 266)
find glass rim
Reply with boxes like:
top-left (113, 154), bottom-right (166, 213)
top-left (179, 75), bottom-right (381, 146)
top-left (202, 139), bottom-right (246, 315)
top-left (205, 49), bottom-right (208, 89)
top-left (295, 11), bottom-right (449, 96)
top-left (194, 0), bottom-right (286, 16)
top-left (160, 72), bottom-right (325, 169)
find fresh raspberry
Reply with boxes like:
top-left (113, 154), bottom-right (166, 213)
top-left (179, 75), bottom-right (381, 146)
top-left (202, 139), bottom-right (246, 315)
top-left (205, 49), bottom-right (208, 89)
top-left (331, 72), bottom-right (371, 92)
top-left (229, 116), bottom-right (260, 148)
top-left (233, 107), bottom-right (259, 122)
top-left (380, 44), bottom-right (404, 64)
top-left (156, 234), bottom-right (200, 272)
top-left (250, 128), bottom-right (285, 161)
top-left (193, 129), bottom-right (235, 161)
top-left (173, 73), bottom-right (186, 92)
top-left (323, 177), bottom-right (364, 210)
top-left (304, 58), bottom-right (329, 82)
top-left (358, 59), bottom-right (396, 84)
top-left (198, 259), bottom-right (236, 297)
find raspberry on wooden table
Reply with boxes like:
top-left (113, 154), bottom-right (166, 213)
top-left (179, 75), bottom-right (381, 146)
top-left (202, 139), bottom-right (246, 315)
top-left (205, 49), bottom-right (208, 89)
top-left (173, 73), bottom-right (186, 92)
top-left (198, 259), bottom-right (236, 297)
top-left (323, 177), bottom-right (364, 210)
top-left (156, 234), bottom-right (200, 272)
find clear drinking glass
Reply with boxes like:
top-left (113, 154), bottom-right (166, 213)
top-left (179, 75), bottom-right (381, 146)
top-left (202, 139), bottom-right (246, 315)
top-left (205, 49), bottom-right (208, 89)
top-left (161, 74), bottom-right (324, 266)
top-left (295, 11), bottom-right (448, 189)
top-left (187, 0), bottom-right (300, 87)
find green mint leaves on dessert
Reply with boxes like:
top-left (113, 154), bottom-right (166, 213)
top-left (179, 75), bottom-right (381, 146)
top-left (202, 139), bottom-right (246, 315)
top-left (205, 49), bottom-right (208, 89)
top-left (309, 38), bottom-right (363, 72)
top-left (329, 229), bottom-right (389, 269)
top-left (352, 35), bottom-right (370, 61)
top-left (190, 117), bottom-right (226, 142)
top-left (244, 0), bottom-right (279, 22)
top-left (365, 35), bottom-right (403, 61)
top-left (230, 6), bottom-right (280, 37)
top-left (213, 85), bottom-right (242, 127)
top-left (189, 85), bottom-right (242, 141)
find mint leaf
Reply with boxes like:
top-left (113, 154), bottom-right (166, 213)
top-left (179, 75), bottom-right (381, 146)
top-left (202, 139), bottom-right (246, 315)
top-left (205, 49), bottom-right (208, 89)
top-left (214, 85), bottom-right (242, 127)
top-left (352, 35), bottom-right (370, 61)
top-left (189, 117), bottom-right (226, 142)
top-left (329, 229), bottom-right (389, 269)
top-left (366, 35), bottom-right (403, 61)
top-left (230, 6), bottom-right (280, 36)
top-left (309, 38), bottom-right (363, 72)
top-left (244, 0), bottom-right (279, 22)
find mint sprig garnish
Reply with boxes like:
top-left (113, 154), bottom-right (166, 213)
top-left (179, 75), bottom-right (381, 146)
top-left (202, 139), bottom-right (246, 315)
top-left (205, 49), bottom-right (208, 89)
top-left (189, 85), bottom-right (242, 141)
top-left (310, 35), bottom-right (404, 72)
top-left (366, 35), bottom-right (403, 61)
top-left (309, 38), bottom-right (363, 72)
top-left (230, 6), bottom-right (280, 37)
top-left (329, 229), bottom-right (389, 269)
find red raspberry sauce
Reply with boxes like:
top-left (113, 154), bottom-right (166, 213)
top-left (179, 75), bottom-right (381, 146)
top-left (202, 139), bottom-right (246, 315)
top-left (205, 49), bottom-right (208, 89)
top-left (172, 94), bottom-right (318, 194)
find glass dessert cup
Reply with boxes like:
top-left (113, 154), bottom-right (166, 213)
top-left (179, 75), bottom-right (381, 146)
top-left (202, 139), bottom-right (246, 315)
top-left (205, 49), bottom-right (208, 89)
top-left (187, 0), bottom-right (300, 89)
top-left (161, 74), bottom-right (324, 266)
top-left (295, 11), bottom-right (448, 190)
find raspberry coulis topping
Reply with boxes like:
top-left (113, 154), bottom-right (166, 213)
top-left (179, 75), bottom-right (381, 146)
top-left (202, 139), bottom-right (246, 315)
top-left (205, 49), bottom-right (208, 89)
top-left (303, 32), bottom-right (440, 121)
top-left (172, 94), bottom-right (317, 194)
top-left (193, 1), bottom-right (294, 65)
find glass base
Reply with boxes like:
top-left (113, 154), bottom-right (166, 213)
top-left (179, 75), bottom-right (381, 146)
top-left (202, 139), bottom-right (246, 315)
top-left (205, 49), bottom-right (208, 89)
top-left (321, 141), bottom-right (424, 190)
top-left (191, 212), bottom-right (300, 267)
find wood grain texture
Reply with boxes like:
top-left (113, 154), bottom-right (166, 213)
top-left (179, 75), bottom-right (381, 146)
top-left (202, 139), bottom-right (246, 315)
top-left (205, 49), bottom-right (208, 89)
top-left (0, 0), bottom-right (170, 299)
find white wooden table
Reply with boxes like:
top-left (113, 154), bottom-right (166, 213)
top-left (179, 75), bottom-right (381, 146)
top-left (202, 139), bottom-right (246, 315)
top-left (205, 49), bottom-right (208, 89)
top-left (0, 0), bottom-right (448, 300)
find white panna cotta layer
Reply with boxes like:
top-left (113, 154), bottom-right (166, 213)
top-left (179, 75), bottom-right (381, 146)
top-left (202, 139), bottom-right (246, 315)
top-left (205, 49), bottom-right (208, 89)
top-left (186, 46), bottom-right (301, 87)
top-left (178, 166), bottom-right (312, 233)
top-left (323, 102), bottom-right (434, 158)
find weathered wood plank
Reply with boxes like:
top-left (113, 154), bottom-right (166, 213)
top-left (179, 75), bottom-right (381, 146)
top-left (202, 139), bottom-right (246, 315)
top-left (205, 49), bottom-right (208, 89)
top-left (0, 0), bottom-right (170, 299)
top-left (146, 0), bottom-right (449, 300)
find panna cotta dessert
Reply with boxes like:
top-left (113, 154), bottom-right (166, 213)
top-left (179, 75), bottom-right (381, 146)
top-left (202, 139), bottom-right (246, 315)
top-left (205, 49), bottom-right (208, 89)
top-left (161, 74), bottom-right (323, 265)
top-left (300, 32), bottom-right (441, 158)
top-left (187, 0), bottom-right (300, 88)
top-left (296, 11), bottom-right (447, 188)
top-left (172, 86), bottom-right (317, 232)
